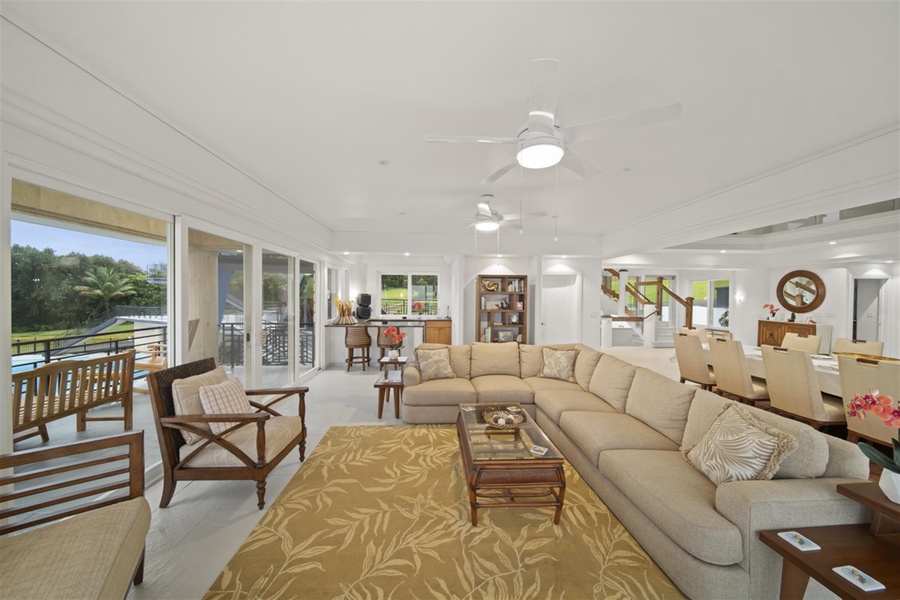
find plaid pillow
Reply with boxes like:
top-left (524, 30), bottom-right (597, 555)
top-left (199, 379), bottom-right (253, 436)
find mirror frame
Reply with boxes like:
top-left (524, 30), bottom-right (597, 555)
top-left (776, 270), bottom-right (826, 314)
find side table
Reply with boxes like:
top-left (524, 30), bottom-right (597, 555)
top-left (759, 483), bottom-right (900, 600)
top-left (374, 356), bottom-right (407, 420)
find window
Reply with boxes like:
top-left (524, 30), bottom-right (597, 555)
top-left (691, 279), bottom-right (730, 328)
top-left (380, 273), bottom-right (439, 316)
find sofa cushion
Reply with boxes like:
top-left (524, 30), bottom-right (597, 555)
top-left (199, 378), bottom-right (253, 435)
top-left (471, 342), bottom-right (520, 377)
top-left (415, 347), bottom-right (456, 382)
top-left (413, 344), bottom-right (471, 379)
top-left (519, 345), bottom-right (544, 378)
top-left (0, 496), bottom-right (151, 600)
top-left (559, 411), bottom-right (678, 466)
top-left (534, 389), bottom-right (616, 425)
top-left (539, 347), bottom-right (579, 382)
top-left (573, 344), bottom-right (602, 391)
top-left (471, 375), bottom-right (534, 405)
top-left (179, 416), bottom-right (304, 467)
top-left (684, 390), bottom-right (829, 479)
top-left (600, 449), bottom-right (743, 566)
top-left (684, 405), bottom-right (799, 485)
top-left (172, 366), bottom-right (228, 444)
top-left (588, 354), bottom-right (637, 412)
top-left (625, 367), bottom-right (696, 445)
top-left (523, 376), bottom-right (583, 394)
top-left (402, 378), bottom-right (477, 406)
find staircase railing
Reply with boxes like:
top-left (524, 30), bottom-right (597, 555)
top-left (602, 270), bottom-right (693, 328)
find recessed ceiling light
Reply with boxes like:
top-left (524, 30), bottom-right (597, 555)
top-left (888, 260), bottom-right (894, 264)
top-left (720, 250), bottom-right (727, 254)
top-left (404, 252), bottom-right (410, 256)
top-left (561, 255), bottom-right (567, 259)
top-left (829, 241), bottom-right (837, 245)
top-left (343, 251), bottom-right (349, 255)
top-left (496, 254), bottom-right (502, 258)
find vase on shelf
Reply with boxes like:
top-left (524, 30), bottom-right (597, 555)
top-left (388, 349), bottom-right (400, 359)
top-left (878, 469), bottom-right (900, 504)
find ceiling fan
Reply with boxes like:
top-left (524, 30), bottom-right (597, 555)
top-left (425, 59), bottom-right (683, 184)
top-left (473, 194), bottom-right (541, 232)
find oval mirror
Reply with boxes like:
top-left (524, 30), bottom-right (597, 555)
top-left (776, 270), bottom-right (826, 314)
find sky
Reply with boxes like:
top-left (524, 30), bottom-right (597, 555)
top-left (12, 220), bottom-right (167, 271)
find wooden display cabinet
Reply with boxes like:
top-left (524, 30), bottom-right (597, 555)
top-left (476, 275), bottom-right (528, 343)
top-left (757, 320), bottom-right (817, 347)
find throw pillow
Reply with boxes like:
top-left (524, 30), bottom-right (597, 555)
top-left (171, 367), bottom-right (229, 444)
top-left (416, 347), bottom-right (456, 382)
top-left (683, 405), bottom-right (798, 485)
top-left (538, 348), bottom-right (579, 382)
top-left (199, 378), bottom-right (254, 436)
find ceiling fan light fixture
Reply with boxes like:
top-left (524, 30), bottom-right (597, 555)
top-left (475, 216), bottom-right (500, 232)
top-left (516, 133), bottom-right (564, 169)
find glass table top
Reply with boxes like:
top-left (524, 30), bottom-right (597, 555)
top-left (458, 404), bottom-right (562, 462)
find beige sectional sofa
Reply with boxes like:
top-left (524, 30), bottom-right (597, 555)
top-left (402, 342), bottom-right (872, 600)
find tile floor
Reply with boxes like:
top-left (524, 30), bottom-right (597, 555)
top-left (128, 346), bottom-right (680, 599)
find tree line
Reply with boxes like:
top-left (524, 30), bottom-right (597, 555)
top-left (11, 245), bottom-right (165, 332)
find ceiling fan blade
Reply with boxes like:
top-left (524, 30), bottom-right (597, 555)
top-left (560, 147), bottom-right (601, 179)
top-left (561, 102), bottom-right (683, 145)
top-left (424, 135), bottom-right (518, 144)
top-left (477, 203), bottom-right (493, 218)
top-left (481, 156), bottom-right (519, 185)
top-left (528, 58), bottom-right (559, 134)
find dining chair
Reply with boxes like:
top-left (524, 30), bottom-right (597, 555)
top-left (761, 346), bottom-right (844, 429)
top-left (708, 338), bottom-right (769, 406)
top-left (780, 332), bottom-right (821, 354)
top-left (673, 332), bottom-right (716, 391)
top-left (832, 338), bottom-right (884, 356)
top-left (838, 355), bottom-right (900, 446)
top-left (680, 326), bottom-right (709, 344)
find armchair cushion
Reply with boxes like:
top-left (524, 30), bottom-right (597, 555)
top-left (470, 342), bottom-right (520, 378)
top-left (199, 379), bottom-right (253, 435)
top-left (178, 416), bottom-right (305, 467)
top-left (171, 366), bottom-right (228, 443)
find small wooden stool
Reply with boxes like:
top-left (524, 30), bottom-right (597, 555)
top-left (374, 371), bottom-right (403, 419)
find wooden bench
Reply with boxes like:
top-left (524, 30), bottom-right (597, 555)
top-left (0, 431), bottom-right (151, 599)
top-left (12, 350), bottom-right (135, 444)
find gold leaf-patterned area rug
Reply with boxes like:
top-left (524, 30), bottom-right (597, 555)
top-left (205, 425), bottom-right (685, 600)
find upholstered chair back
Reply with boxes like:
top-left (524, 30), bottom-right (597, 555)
top-left (345, 326), bottom-right (372, 348)
top-left (839, 355), bottom-right (900, 445)
top-left (680, 326), bottom-right (708, 345)
top-left (832, 338), bottom-right (884, 356)
top-left (781, 332), bottom-right (821, 354)
top-left (708, 338), bottom-right (768, 403)
top-left (762, 346), bottom-right (842, 423)
top-left (673, 332), bottom-right (715, 389)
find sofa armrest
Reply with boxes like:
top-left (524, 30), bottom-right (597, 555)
top-left (404, 365), bottom-right (421, 387)
top-left (822, 434), bottom-right (869, 479)
top-left (716, 477), bottom-right (871, 597)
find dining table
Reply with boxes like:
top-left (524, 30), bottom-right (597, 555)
top-left (703, 344), bottom-right (842, 397)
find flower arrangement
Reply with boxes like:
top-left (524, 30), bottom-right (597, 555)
top-left (383, 326), bottom-right (404, 350)
top-left (333, 297), bottom-right (356, 324)
top-left (412, 301), bottom-right (424, 315)
top-left (763, 303), bottom-right (780, 319)
top-left (847, 388), bottom-right (900, 474)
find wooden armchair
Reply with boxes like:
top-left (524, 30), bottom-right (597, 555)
top-left (147, 358), bottom-right (307, 510)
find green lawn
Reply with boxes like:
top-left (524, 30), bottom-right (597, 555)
top-left (381, 287), bottom-right (407, 299)
top-left (12, 322), bottom-right (140, 355)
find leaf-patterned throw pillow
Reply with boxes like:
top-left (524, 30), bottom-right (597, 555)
top-left (538, 348), bottom-right (579, 382)
top-left (416, 347), bottom-right (456, 382)
top-left (684, 405), bottom-right (798, 485)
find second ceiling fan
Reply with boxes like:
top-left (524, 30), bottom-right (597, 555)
top-left (425, 59), bottom-right (683, 184)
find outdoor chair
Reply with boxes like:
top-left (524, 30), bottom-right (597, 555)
top-left (147, 357), bottom-right (307, 510)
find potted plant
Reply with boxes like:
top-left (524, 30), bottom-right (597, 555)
top-left (763, 303), bottom-right (780, 320)
top-left (847, 388), bottom-right (900, 503)
top-left (383, 326), bottom-right (404, 358)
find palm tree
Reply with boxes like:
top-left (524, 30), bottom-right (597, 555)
top-left (74, 266), bottom-right (136, 314)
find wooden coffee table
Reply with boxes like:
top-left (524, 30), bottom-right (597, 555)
top-left (456, 404), bottom-right (565, 526)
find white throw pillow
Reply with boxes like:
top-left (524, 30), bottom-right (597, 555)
top-left (538, 348), bottom-right (579, 382)
top-left (683, 405), bottom-right (798, 485)
top-left (199, 378), bottom-right (254, 436)
top-left (171, 367), bottom-right (228, 444)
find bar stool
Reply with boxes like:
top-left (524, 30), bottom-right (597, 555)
top-left (345, 326), bottom-right (371, 371)
top-left (376, 326), bottom-right (394, 359)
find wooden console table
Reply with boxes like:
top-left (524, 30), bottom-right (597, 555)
top-left (759, 483), bottom-right (900, 599)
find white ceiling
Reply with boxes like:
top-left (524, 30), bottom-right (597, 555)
top-left (2, 1), bottom-right (898, 259)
